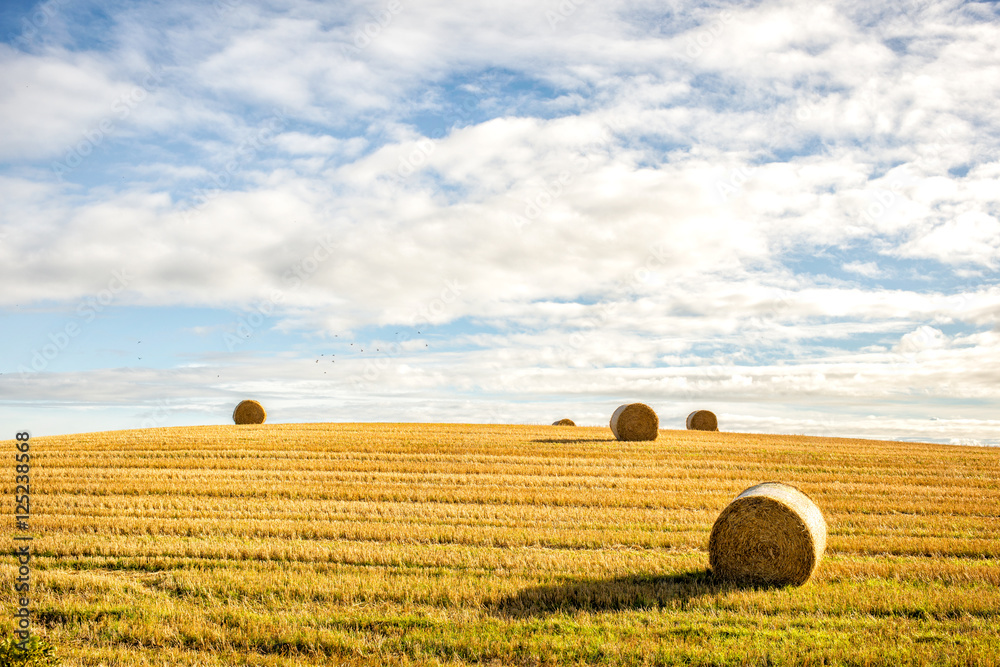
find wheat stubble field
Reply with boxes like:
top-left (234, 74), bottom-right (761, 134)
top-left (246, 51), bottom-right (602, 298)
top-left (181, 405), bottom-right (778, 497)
top-left (2, 423), bottom-right (999, 666)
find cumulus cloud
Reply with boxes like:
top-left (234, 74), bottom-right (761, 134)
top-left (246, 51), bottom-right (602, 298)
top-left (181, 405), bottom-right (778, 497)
top-left (843, 261), bottom-right (884, 277)
top-left (0, 47), bottom-right (139, 160)
top-left (898, 212), bottom-right (1000, 268)
top-left (897, 325), bottom-right (949, 353)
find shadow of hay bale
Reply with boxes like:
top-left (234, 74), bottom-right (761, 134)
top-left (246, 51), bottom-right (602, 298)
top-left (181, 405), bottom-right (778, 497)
top-left (531, 438), bottom-right (618, 444)
top-left (487, 570), bottom-right (778, 618)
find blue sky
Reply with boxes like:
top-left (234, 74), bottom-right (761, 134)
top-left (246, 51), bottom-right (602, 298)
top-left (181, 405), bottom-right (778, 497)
top-left (1, 0), bottom-right (998, 443)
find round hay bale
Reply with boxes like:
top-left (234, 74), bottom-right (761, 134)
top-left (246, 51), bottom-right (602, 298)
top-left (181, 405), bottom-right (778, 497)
top-left (686, 409), bottom-right (719, 431)
top-left (709, 481), bottom-right (827, 586)
top-left (552, 418), bottom-right (576, 426)
top-left (609, 403), bottom-right (659, 441)
top-left (233, 400), bottom-right (266, 425)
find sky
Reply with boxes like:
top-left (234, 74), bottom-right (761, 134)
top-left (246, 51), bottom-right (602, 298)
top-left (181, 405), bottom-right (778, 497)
top-left (1, 0), bottom-right (998, 444)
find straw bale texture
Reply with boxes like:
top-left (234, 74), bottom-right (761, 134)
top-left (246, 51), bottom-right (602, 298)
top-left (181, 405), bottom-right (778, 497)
top-left (233, 400), bottom-right (267, 425)
top-left (609, 403), bottom-right (659, 441)
top-left (686, 410), bottom-right (719, 431)
top-left (709, 481), bottom-right (826, 586)
top-left (552, 419), bottom-right (576, 426)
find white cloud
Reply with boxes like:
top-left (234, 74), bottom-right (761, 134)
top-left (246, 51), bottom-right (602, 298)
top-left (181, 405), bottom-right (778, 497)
top-left (5, 334), bottom-right (1000, 443)
top-left (273, 132), bottom-right (366, 156)
top-left (897, 325), bottom-right (948, 353)
top-left (0, 47), bottom-right (135, 160)
top-left (843, 261), bottom-right (884, 278)
top-left (898, 211), bottom-right (1000, 268)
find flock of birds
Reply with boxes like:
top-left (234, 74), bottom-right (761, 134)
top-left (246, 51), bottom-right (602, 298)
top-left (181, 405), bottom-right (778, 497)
top-left (307, 331), bottom-right (430, 374)
top-left (134, 329), bottom-right (431, 377)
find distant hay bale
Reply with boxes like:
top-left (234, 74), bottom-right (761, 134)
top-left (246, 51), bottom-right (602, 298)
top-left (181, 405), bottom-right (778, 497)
top-left (609, 403), bottom-right (659, 441)
top-left (233, 400), bottom-right (266, 425)
top-left (686, 409), bottom-right (719, 431)
top-left (709, 481), bottom-right (827, 586)
top-left (552, 419), bottom-right (576, 426)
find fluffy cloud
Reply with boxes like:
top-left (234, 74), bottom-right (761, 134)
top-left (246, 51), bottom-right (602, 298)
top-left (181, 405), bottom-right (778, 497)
top-left (0, 47), bottom-right (139, 160)
top-left (899, 212), bottom-right (1000, 268)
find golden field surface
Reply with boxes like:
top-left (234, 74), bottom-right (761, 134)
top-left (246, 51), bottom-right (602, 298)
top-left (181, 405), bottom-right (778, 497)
top-left (2, 422), bottom-right (999, 666)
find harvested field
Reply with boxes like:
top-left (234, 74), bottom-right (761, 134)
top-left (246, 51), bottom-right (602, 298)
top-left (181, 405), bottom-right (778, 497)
top-left (2, 423), bottom-right (998, 666)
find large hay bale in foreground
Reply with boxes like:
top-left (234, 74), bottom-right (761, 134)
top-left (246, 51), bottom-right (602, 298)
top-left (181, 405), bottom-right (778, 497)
top-left (709, 481), bottom-right (827, 586)
top-left (686, 409), bottom-right (719, 431)
top-left (233, 400), bottom-right (266, 425)
top-left (552, 418), bottom-right (576, 426)
top-left (609, 403), bottom-right (659, 441)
